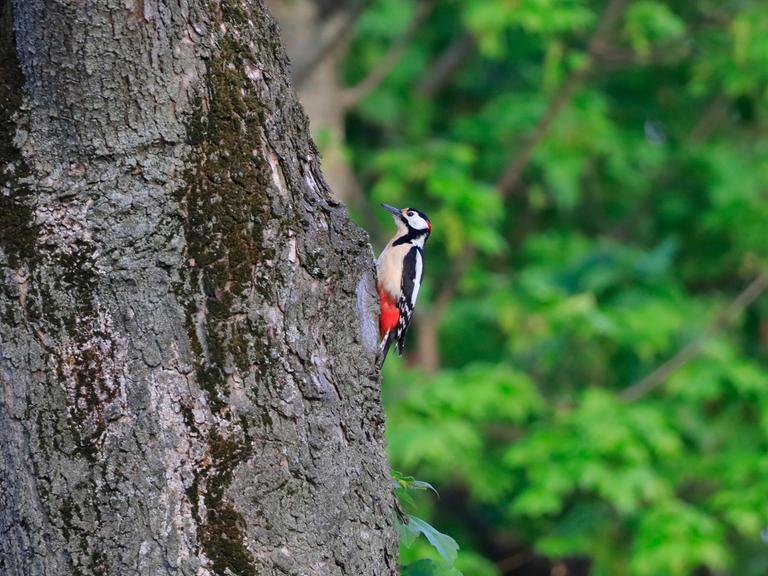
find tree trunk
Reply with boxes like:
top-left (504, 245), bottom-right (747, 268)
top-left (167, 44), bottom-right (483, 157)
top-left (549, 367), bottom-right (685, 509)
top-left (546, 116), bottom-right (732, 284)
top-left (0, 1), bottom-right (396, 575)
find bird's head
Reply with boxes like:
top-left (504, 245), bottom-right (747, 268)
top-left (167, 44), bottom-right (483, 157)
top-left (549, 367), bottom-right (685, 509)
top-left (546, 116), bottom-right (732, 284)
top-left (381, 203), bottom-right (432, 238)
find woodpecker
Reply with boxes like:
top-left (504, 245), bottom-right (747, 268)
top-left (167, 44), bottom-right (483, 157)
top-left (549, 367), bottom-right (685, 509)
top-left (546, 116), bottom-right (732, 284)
top-left (376, 203), bottom-right (431, 366)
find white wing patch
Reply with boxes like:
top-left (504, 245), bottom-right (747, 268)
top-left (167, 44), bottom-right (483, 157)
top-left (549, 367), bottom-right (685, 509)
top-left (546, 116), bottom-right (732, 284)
top-left (411, 250), bottom-right (423, 306)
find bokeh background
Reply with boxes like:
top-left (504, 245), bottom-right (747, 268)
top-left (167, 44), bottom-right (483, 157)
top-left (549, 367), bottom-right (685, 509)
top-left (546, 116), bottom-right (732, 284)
top-left (267, 1), bottom-right (768, 574)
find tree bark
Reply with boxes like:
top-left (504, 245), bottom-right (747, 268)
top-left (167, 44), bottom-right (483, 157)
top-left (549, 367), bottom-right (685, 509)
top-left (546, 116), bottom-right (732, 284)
top-left (0, 1), bottom-right (397, 575)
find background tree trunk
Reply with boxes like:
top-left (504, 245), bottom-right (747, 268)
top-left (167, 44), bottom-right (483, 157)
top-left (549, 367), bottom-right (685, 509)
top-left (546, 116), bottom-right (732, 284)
top-left (0, 1), bottom-right (397, 575)
top-left (265, 0), bottom-right (365, 208)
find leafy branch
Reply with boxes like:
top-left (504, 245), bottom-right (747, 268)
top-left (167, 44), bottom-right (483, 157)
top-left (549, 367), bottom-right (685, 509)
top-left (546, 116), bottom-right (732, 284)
top-left (621, 272), bottom-right (768, 402)
top-left (340, 1), bottom-right (436, 109)
top-left (392, 470), bottom-right (461, 576)
top-left (417, 0), bottom-right (633, 369)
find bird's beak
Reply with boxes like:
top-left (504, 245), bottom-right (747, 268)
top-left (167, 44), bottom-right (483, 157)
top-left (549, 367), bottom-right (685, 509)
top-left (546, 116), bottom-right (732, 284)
top-left (381, 203), bottom-right (401, 217)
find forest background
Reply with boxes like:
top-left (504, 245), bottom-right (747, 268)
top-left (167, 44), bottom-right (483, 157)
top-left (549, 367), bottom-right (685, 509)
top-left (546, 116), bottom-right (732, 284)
top-left (270, 0), bottom-right (768, 575)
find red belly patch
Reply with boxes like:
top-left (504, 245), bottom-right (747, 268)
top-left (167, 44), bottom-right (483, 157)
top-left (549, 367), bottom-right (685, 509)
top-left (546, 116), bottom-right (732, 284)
top-left (378, 286), bottom-right (400, 337)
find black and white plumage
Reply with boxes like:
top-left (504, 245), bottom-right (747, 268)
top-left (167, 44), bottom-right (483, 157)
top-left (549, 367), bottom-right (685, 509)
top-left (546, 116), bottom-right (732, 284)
top-left (376, 203), bottom-right (431, 366)
top-left (393, 244), bottom-right (423, 355)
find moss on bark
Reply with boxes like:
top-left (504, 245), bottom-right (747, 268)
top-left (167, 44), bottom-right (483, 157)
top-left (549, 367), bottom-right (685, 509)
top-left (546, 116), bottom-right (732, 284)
top-left (179, 3), bottom-right (286, 572)
top-left (0, 17), bottom-right (35, 269)
top-left (182, 31), bottom-right (273, 413)
top-left (200, 430), bottom-right (255, 576)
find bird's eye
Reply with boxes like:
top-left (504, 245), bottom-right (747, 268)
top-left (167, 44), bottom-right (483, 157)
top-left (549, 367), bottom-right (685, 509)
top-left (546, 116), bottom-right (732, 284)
top-left (407, 211), bottom-right (414, 217)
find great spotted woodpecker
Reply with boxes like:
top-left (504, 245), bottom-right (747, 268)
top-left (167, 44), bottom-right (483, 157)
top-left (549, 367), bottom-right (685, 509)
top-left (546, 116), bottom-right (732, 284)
top-left (376, 203), bottom-right (432, 366)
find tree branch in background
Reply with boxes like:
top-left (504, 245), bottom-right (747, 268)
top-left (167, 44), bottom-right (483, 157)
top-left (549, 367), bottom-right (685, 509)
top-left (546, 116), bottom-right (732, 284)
top-left (621, 273), bottom-right (768, 402)
top-left (596, 42), bottom-right (691, 71)
top-left (495, 0), bottom-right (630, 198)
top-left (415, 32), bottom-right (476, 98)
top-left (687, 93), bottom-right (730, 143)
top-left (340, 0), bottom-right (436, 108)
top-left (494, 70), bottom-right (588, 198)
top-left (415, 246), bottom-right (474, 372)
top-left (293, 0), bottom-right (372, 88)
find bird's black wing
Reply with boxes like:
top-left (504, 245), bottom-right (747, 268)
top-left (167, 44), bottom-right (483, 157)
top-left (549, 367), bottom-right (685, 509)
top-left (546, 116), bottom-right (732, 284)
top-left (395, 246), bottom-right (423, 355)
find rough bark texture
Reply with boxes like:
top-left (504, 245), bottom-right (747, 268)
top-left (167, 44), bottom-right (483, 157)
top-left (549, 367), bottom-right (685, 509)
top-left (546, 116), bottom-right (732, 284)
top-left (0, 1), bottom-right (397, 575)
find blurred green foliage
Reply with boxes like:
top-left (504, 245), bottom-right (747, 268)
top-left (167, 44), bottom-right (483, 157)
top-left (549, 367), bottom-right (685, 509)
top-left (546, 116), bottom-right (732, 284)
top-left (339, 0), bottom-right (768, 573)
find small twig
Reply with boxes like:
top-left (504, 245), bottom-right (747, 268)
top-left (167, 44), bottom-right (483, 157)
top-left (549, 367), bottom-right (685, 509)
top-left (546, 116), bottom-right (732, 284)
top-left (435, 247), bottom-right (474, 315)
top-left (495, 551), bottom-right (531, 572)
top-left (687, 93), bottom-right (730, 143)
top-left (415, 32), bottom-right (475, 98)
top-left (596, 41), bottom-right (690, 71)
top-left (621, 273), bottom-right (768, 402)
top-left (339, 1), bottom-right (436, 108)
top-left (494, 69), bottom-right (588, 197)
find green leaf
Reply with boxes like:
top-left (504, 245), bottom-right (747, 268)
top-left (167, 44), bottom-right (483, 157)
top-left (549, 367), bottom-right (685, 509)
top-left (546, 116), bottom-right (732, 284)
top-left (409, 480), bottom-right (440, 497)
top-left (407, 515), bottom-right (460, 564)
top-left (625, 1), bottom-right (685, 58)
top-left (402, 559), bottom-right (463, 576)
top-left (402, 559), bottom-right (441, 576)
top-left (397, 515), bottom-right (422, 548)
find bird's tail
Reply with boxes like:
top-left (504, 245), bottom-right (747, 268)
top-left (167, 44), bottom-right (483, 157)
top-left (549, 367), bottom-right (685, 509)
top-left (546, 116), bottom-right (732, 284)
top-left (376, 331), bottom-right (395, 368)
